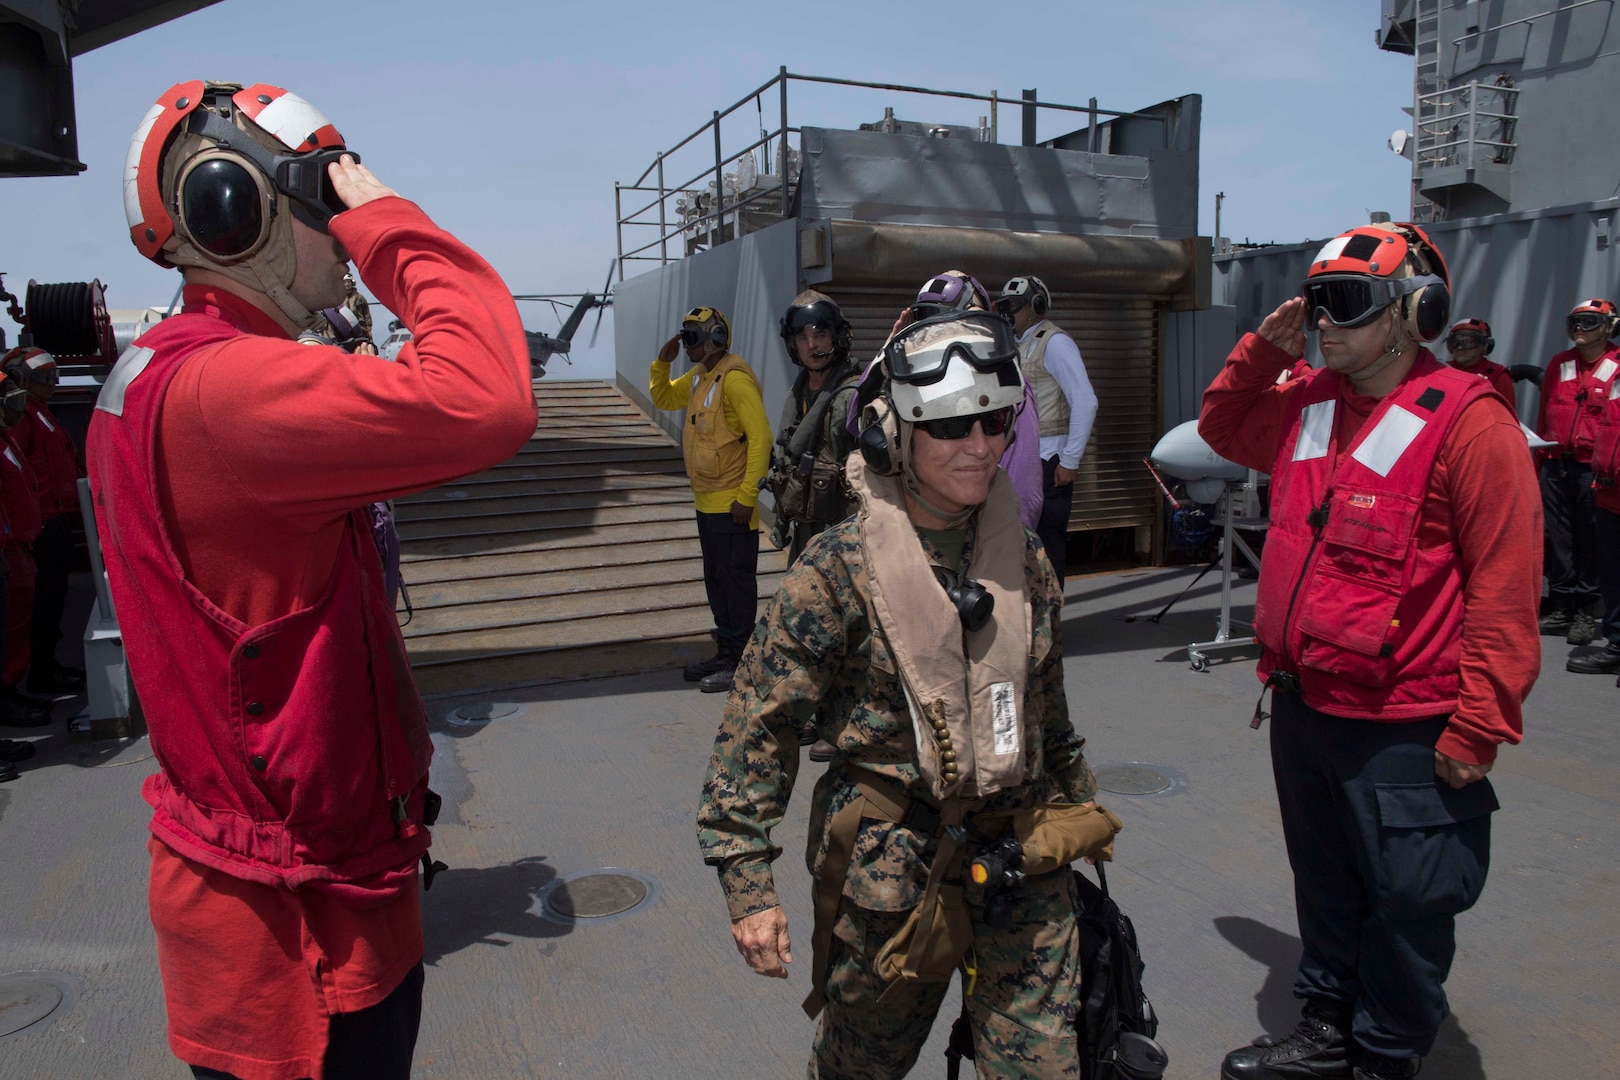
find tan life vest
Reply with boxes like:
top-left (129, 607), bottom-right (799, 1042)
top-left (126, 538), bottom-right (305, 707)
top-left (847, 453), bottom-right (1031, 801)
top-left (681, 354), bottom-right (760, 492)
top-left (1019, 320), bottom-right (1071, 438)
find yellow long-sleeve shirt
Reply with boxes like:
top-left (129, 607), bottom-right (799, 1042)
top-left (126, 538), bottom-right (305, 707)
top-left (650, 357), bottom-right (772, 525)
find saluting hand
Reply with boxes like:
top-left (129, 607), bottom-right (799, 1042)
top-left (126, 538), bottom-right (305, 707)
top-left (657, 335), bottom-right (681, 366)
top-left (327, 155), bottom-right (398, 211)
top-left (1258, 297), bottom-right (1308, 359)
top-left (732, 906), bottom-right (793, 978)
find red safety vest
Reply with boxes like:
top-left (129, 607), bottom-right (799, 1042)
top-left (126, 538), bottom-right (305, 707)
top-left (0, 430), bottom-right (42, 548)
top-left (1452, 357), bottom-right (1515, 403)
top-left (1592, 392), bottom-right (1620, 513)
top-left (1254, 353), bottom-right (1500, 719)
top-left (1537, 345), bottom-right (1620, 459)
top-left (19, 398), bottom-right (83, 518)
top-left (87, 314), bottom-right (432, 903)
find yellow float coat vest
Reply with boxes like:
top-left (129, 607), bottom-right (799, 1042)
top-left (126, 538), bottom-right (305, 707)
top-left (682, 354), bottom-right (760, 492)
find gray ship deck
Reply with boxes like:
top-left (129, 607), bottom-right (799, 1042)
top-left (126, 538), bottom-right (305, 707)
top-left (2, 567), bottom-right (1615, 1078)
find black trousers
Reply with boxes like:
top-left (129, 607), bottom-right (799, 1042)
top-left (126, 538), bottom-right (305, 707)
top-left (695, 511), bottom-right (759, 655)
top-left (190, 961), bottom-right (424, 1080)
top-left (1036, 455), bottom-right (1075, 585)
top-left (1540, 457), bottom-right (1600, 612)
top-left (29, 515), bottom-right (73, 672)
top-left (1596, 505), bottom-right (1620, 644)
top-left (1270, 694), bottom-right (1496, 1059)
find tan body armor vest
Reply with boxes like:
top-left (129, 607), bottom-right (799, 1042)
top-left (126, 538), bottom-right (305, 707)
top-left (1019, 320), bottom-right (1071, 438)
top-left (682, 354), bottom-right (759, 492)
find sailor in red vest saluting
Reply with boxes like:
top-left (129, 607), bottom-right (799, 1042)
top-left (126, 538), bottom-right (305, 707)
top-left (89, 80), bottom-right (537, 1079)
top-left (1198, 223), bottom-right (1542, 1080)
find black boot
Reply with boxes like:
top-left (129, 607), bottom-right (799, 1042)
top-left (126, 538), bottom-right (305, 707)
top-left (1567, 643), bottom-right (1620, 674)
top-left (0, 758), bottom-right (15, 782)
top-left (697, 654), bottom-right (739, 694)
top-left (683, 650), bottom-right (730, 682)
top-left (0, 739), bottom-right (36, 763)
top-left (1221, 1000), bottom-right (1353, 1078)
top-left (0, 689), bottom-right (51, 729)
top-left (1352, 1050), bottom-right (1419, 1079)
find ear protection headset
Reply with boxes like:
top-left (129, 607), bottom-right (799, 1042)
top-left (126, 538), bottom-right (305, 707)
top-left (1393, 225), bottom-right (1450, 343)
top-left (858, 396), bottom-right (901, 475)
top-left (932, 567), bottom-right (994, 631)
top-left (682, 306), bottom-right (731, 350)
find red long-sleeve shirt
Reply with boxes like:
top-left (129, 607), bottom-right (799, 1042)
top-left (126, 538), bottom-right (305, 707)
top-left (1200, 334), bottom-right (1542, 764)
top-left (148, 196), bottom-right (536, 1080)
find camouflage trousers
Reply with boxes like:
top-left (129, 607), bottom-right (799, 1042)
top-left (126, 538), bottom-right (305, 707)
top-left (809, 869), bottom-right (1081, 1080)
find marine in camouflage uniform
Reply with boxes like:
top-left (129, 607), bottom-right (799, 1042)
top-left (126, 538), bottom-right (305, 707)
top-left (697, 317), bottom-right (1099, 1078)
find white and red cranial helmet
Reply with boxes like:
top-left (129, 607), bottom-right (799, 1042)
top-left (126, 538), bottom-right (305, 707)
top-left (123, 81), bottom-right (350, 328)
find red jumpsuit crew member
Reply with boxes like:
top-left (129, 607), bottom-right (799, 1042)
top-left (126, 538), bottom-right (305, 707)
top-left (1200, 223), bottom-right (1541, 1080)
top-left (2, 347), bottom-right (87, 694)
top-left (1570, 380), bottom-right (1620, 678)
top-left (0, 380), bottom-right (44, 716)
top-left (1534, 299), bottom-right (1620, 646)
top-left (90, 81), bottom-right (536, 1080)
top-left (0, 368), bottom-right (50, 739)
top-left (1441, 318), bottom-right (1515, 401)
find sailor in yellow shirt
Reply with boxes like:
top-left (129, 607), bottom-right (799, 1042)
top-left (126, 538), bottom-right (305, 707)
top-left (650, 306), bottom-right (772, 692)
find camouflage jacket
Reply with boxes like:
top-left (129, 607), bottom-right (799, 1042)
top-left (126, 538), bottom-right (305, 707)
top-left (695, 516), bottom-right (1096, 921)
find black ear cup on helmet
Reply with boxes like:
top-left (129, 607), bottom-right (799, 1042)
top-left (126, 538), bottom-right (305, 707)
top-left (858, 399), bottom-right (900, 475)
top-left (932, 567), bottom-right (994, 631)
top-left (1405, 281), bottom-right (1451, 343)
top-left (1483, 335), bottom-right (1496, 355)
top-left (179, 155), bottom-right (270, 259)
top-left (1030, 279), bottom-right (1050, 317)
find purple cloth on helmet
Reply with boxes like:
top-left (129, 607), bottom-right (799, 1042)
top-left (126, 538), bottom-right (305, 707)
top-left (845, 361), bottom-right (1044, 529)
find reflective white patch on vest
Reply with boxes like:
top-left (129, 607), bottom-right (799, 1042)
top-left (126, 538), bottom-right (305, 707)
top-left (1351, 404), bottom-right (1427, 478)
top-left (915, 357), bottom-right (977, 402)
top-left (1562, 360), bottom-right (1578, 382)
top-left (991, 682), bottom-right (1019, 756)
top-left (96, 345), bottom-right (156, 417)
top-left (123, 101), bottom-right (165, 228)
top-left (1310, 235), bottom-right (1352, 265)
top-left (1293, 399), bottom-right (1335, 461)
top-left (2, 446), bottom-right (20, 471)
top-left (1597, 358), bottom-right (1619, 382)
top-left (254, 91), bottom-right (336, 152)
top-left (35, 411), bottom-right (55, 432)
top-left (703, 381), bottom-right (718, 409)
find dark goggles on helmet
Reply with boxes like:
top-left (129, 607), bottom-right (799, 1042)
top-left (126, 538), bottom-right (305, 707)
top-left (915, 405), bottom-right (1016, 441)
top-left (993, 294), bottom-right (1030, 317)
top-left (678, 326), bottom-right (707, 348)
top-left (882, 312), bottom-right (1020, 385)
top-left (1445, 332), bottom-right (1486, 351)
top-left (1568, 312), bottom-right (1611, 334)
top-left (187, 101), bottom-right (357, 232)
top-left (1300, 273), bottom-right (1437, 330)
top-left (783, 301), bottom-right (840, 338)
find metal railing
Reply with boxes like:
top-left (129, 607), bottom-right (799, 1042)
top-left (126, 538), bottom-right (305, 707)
top-left (1414, 80), bottom-right (1520, 172)
top-left (613, 69), bottom-right (1169, 282)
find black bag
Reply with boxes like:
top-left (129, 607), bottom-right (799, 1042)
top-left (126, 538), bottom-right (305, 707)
top-left (943, 863), bottom-right (1167, 1080)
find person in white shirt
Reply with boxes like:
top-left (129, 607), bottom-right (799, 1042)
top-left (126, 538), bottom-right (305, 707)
top-left (997, 276), bottom-right (1099, 584)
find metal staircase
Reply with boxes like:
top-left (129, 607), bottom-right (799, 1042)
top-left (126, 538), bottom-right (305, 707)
top-left (393, 381), bottom-right (786, 697)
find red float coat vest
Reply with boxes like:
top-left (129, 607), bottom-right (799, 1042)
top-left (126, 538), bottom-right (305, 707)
top-left (0, 430), bottom-right (42, 548)
top-left (87, 315), bottom-right (433, 904)
top-left (1536, 345), bottom-right (1619, 459)
top-left (1453, 357), bottom-right (1515, 403)
top-left (1254, 355), bottom-right (1500, 719)
top-left (18, 398), bottom-right (83, 518)
top-left (1593, 391), bottom-right (1620, 513)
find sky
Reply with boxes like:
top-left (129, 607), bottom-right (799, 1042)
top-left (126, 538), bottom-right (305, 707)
top-left (1, 1), bottom-right (1417, 379)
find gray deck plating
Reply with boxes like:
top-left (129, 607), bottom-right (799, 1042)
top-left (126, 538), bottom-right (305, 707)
top-left (1, 568), bottom-right (1614, 1078)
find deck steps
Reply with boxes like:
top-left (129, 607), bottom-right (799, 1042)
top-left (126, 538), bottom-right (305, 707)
top-left (397, 380), bottom-right (785, 697)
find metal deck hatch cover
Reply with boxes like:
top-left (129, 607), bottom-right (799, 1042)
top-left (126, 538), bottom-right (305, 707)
top-left (1095, 764), bottom-right (1174, 796)
top-left (449, 701), bottom-right (522, 726)
top-left (0, 972), bottom-right (70, 1038)
top-left (536, 867), bottom-right (661, 924)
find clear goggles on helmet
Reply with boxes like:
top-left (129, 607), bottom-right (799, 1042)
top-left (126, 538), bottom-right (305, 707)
top-left (188, 102), bottom-right (357, 231)
top-left (882, 312), bottom-right (1020, 385)
top-left (1445, 332), bottom-right (1486, 351)
top-left (1301, 273), bottom-right (1437, 330)
top-left (1568, 312), bottom-right (1611, 334)
top-left (915, 405), bottom-right (1016, 441)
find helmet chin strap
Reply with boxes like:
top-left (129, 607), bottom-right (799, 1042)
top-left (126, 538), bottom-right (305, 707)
top-left (1346, 309), bottom-right (1412, 388)
top-left (898, 422), bottom-right (979, 529)
top-left (253, 266), bottom-right (319, 330)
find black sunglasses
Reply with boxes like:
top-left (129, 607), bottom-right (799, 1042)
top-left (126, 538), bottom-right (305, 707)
top-left (915, 406), bottom-right (1016, 441)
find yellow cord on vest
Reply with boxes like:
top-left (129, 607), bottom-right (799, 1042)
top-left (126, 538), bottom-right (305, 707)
top-left (961, 946), bottom-right (979, 997)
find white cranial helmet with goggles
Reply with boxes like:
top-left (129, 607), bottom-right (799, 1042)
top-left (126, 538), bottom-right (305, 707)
top-left (124, 80), bottom-right (356, 330)
top-left (858, 312), bottom-right (1025, 483)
